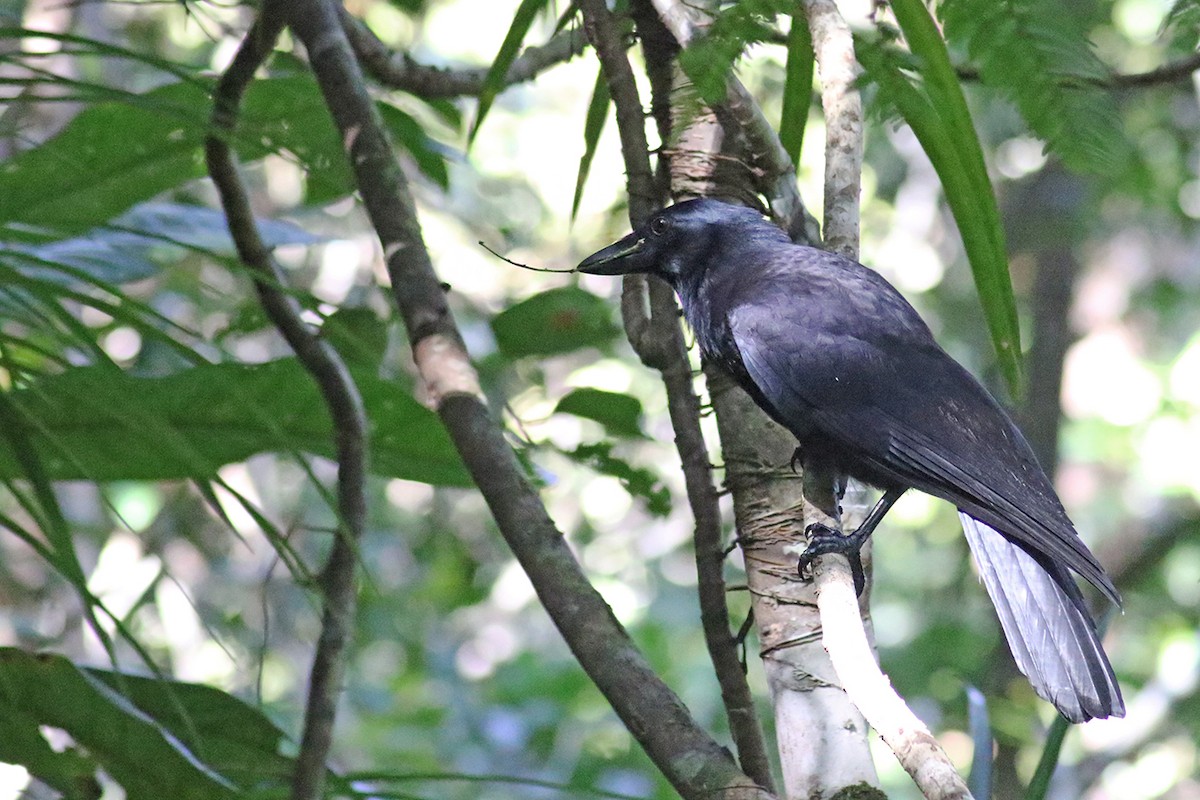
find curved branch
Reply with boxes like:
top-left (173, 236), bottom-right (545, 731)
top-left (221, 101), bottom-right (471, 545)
top-left (580, 0), bottom-right (775, 790)
top-left (282, 3), bottom-right (768, 798)
top-left (205, 9), bottom-right (369, 800)
top-left (339, 6), bottom-right (587, 98)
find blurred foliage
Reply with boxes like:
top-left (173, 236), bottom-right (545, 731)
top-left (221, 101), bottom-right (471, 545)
top-left (0, 1), bottom-right (1198, 800)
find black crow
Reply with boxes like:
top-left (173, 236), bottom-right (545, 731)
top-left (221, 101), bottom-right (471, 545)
top-left (577, 197), bottom-right (1124, 722)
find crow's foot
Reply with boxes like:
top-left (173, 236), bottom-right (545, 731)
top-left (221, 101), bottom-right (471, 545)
top-left (797, 523), bottom-right (869, 596)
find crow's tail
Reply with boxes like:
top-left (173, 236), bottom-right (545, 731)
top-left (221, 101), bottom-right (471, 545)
top-left (959, 513), bottom-right (1124, 722)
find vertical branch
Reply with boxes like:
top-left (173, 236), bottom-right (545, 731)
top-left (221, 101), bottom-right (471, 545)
top-left (643, 0), bottom-right (883, 797)
top-left (800, 3), bottom-right (972, 797)
top-left (801, 0), bottom-right (863, 259)
top-left (280, 2), bottom-right (770, 797)
top-left (580, 0), bottom-right (775, 790)
top-left (204, 8), bottom-right (369, 800)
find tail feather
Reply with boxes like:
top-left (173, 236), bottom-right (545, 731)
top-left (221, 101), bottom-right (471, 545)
top-left (959, 513), bottom-right (1124, 722)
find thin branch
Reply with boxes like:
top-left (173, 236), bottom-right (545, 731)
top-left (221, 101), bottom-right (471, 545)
top-left (204, 8), bottom-right (369, 800)
top-left (339, 6), bottom-right (587, 98)
top-left (580, 0), bottom-right (775, 790)
top-left (282, 2), bottom-right (769, 797)
top-left (802, 0), bottom-right (862, 259)
top-left (756, 25), bottom-right (1200, 90)
top-left (956, 51), bottom-right (1200, 89)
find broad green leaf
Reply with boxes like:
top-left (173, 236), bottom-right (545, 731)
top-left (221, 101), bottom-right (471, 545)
top-left (491, 287), bottom-right (621, 358)
top-left (0, 76), bottom-right (451, 233)
top-left (779, 11), bottom-right (813, 172)
top-left (0, 649), bottom-right (241, 800)
top-left (571, 68), bottom-right (611, 222)
top-left (0, 359), bottom-right (472, 486)
top-left (0, 81), bottom-right (211, 235)
top-left (555, 388), bottom-right (645, 438)
top-left (857, 24), bottom-right (1024, 397)
top-left (87, 667), bottom-right (292, 788)
top-left (468, 0), bottom-right (550, 145)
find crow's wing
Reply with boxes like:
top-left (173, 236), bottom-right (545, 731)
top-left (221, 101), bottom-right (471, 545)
top-left (726, 287), bottom-right (1118, 604)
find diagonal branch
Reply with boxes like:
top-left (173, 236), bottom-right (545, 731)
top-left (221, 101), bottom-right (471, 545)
top-left (580, 0), bottom-right (776, 792)
top-left (204, 8), bottom-right (369, 800)
top-left (339, 6), bottom-right (587, 98)
top-left (282, 2), bottom-right (770, 797)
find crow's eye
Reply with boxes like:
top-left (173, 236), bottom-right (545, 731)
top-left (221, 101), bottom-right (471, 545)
top-left (650, 217), bottom-right (669, 236)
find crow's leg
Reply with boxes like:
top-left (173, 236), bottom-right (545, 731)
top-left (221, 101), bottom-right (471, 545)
top-left (798, 487), bottom-right (905, 595)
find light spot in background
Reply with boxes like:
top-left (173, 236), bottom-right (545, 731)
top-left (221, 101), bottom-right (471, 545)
top-left (86, 533), bottom-right (161, 623)
top-left (456, 622), bottom-right (520, 681)
top-left (1168, 333), bottom-right (1200, 405)
top-left (889, 487), bottom-right (937, 528)
top-left (0, 763), bottom-right (29, 800)
top-left (101, 326), bottom-right (142, 362)
top-left (385, 478), bottom-right (434, 511)
top-left (1096, 739), bottom-right (1195, 800)
top-left (1135, 416), bottom-right (1200, 499)
top-left (591, 577), bottom-right (645, 627)
top-left (996, 136), bottom-right (1049, 180)
top-left (872, 601), bottom-right (917, 647)
top-left (154, 579), bottom-right (213, 683)
top-left (264, 153), bottom-right (303, 207)
top-left (214, 464), bottom-right (266, 537)
top-left (580, 475), bottom-right (632, 527)
top-left (106, 483), bottom-right (163, 533)
top-left (312, 239), bottom-right (363, 304)
top-left (874, 230), bottom-right (945, 293)
top-left (1112, 0), bottom-right (1169, 44)
top-left (490, 560), bottom-right (536, 613)
top-left (568, 359), bottom-right (635, 394)
top-left (1177, 179), bottom-right (1200, 219)
top-left (1063, 328), bottom-right (1162, 425)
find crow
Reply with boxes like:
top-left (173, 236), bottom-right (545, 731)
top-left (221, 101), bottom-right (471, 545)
top-left (577, 197), bottom-right (1124, 722)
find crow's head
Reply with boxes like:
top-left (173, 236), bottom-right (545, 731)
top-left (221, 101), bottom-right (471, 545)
top-left (576, 198), bottom-right (779, 285)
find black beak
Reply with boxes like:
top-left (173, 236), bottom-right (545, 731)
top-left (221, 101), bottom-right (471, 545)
top-left (576, 231), bottom-right (645, 275)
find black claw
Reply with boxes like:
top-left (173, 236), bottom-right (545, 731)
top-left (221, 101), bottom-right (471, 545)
top-left (797, 523), bottom-right (868, 596)
top-left (790, 447), bottom-right (803, 474)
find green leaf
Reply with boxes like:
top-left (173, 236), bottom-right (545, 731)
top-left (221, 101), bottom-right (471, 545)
top-left (378, 102), bottom-right (451, 189)
top-left (0, 649), bottom-right (243, 800)
top-left (491, 287), bottom-right (621, 358)
top-left (555, 388), bottom-right (645, 438)
top-left (0, 76), bottom-right (450, 234)
top-left (571, 68), bottom-right (611, 222)
top-left (0, 81), bottom-right (212, 235)
top-left (857, 27), bottom-right (1024, 397)
top-left (468, 0), bottom-right (551, 146)
top-left (779, 11), bottom-right (814, 172)
top-left (938, 0), bottom-right (1130, 175)
top-left (0, 360), bottom-right (472, 486)
top-left (87, 667), bottom-right (292, 788)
